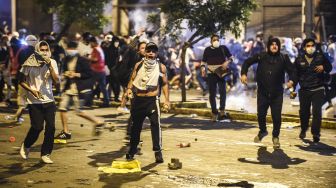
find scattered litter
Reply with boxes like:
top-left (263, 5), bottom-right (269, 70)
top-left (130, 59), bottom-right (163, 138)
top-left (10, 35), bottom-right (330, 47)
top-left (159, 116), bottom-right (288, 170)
top-left (27, 179), bottom-right (34, 184)
top-left (286, 126), bottom-right (293, 129)
top-left (9, 136), bottom-right (16, 142)
top-left (86, 150), bottom-right (94, 153)
top-left (168, 158), bottom-right (182, 170)
top-left (105, 126), bottom-right (116, 132)
top-left (177, 143), bottom-right (191, 148)
top-left (190, 114), bottom-right (197, 118)
top-left (12, 146), bottom-right (20, 149)
top-left (240, 108), bottom-right (248, 113)
top-left (219, 119), bottom-right (231, 123)
top-left (98, 160), bottom-right (141, 173)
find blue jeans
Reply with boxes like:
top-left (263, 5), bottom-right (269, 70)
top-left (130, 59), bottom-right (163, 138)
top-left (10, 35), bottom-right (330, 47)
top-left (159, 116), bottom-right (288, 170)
top-left (91, 72), bottom-right (110, 105)
top-left (196, 68), bottom-right (208, 91)
top-left (207, 73), bottom-right (226, 114)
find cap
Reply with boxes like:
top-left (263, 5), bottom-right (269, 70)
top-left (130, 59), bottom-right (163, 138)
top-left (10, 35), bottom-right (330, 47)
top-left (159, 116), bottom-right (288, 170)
top-left (145, 42), bottom-right (158, 52)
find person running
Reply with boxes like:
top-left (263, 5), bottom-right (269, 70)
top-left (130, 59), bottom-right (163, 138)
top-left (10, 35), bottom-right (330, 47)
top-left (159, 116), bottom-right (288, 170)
top-left (295, 38), bottom-right (332, 143)
top-left (241, 37), bottom-right (297, 148)
top-left (54, 41), bottom-right (105, 142)
top-left (125, 42), bottom-right (170, 163)
top-left (19, 41), bottom-right (60, 164)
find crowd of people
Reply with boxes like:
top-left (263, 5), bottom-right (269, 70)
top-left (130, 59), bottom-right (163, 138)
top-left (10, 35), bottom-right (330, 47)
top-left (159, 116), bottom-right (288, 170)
top-left (0, 27), bottom-right (335, 163)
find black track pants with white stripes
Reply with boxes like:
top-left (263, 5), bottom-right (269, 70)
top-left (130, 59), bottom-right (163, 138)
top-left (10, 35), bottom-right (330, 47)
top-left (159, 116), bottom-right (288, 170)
top-left (128, 96), bottom-right (162, 155)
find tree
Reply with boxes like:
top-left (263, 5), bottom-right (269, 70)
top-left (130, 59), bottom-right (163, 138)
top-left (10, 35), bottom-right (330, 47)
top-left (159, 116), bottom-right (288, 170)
top-left (150, 0), bottom-right (257, 102)
top-left (35, 0), bottom-right (109, 42)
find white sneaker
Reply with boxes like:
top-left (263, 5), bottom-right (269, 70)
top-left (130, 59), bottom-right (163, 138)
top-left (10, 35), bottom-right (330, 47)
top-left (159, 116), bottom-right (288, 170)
top-left (17, 117), bottom-right (24, 124)
top-left (41, 155), bottom-right (54, 164)
top-left (117, 107), bottom-right (130, 114)
top-left (20, 143), bottom-right (30, 159)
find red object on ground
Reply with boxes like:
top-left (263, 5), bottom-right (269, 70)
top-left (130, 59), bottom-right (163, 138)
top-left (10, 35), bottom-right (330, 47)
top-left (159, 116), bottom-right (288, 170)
top-left (9, 136), bottom-right (16, 142)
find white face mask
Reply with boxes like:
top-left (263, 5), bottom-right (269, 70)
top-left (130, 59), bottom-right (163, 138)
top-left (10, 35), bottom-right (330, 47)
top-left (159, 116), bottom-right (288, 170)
top-left (306, 47), bottom-right (315, 55)
top-left (114, 42), bottom-right (119, 48)
top-left (212, 41), bottom-right (220, 48)
top-left (146, 58), bottom-right (156, 65)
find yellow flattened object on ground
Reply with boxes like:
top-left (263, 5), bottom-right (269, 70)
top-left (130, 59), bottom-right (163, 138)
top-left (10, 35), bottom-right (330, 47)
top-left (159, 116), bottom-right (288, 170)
top-left (54, 139), bottom-right (67, 144)
top-left (98, 160), bottom-right (141, 173)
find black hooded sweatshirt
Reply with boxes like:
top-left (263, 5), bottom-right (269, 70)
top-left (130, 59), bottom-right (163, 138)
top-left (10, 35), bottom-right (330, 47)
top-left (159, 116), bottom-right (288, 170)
top-left (241, 38), bottom-right (297, 96)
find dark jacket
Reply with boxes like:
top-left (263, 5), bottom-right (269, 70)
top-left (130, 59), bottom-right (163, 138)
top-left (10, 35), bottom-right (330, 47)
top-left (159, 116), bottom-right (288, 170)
top-left (241, 52), bottom-right (297, 96)
top-left (294, 53), bottom-right (332, 90)
top-left (62, 54), bottom-right (93, 93)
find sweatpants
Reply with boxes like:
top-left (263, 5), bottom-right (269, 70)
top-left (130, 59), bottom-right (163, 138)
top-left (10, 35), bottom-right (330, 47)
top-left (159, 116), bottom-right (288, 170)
top-left (24, 102), bottom-right (56, 156)
top-left (128, 96), bottom-right (162, 155)
top-left (299, 89), bottom-right (325, 137)
top-left (257, 91), bottom-right (283, 137)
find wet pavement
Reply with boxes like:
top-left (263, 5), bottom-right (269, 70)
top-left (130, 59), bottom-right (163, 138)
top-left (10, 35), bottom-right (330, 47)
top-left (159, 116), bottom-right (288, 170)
top-left (0, 107), bottom-right (336, 188)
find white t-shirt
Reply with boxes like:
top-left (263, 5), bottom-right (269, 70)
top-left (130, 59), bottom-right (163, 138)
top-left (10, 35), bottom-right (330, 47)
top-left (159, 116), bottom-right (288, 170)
top-left (20, 59), bottom-right (59, 104)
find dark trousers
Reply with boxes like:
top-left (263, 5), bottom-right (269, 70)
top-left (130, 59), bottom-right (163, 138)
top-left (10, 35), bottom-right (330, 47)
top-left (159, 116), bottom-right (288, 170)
top-left (90, 72), bottom-right (109, 105)
top-left (24, 102), bottom-right (56, 156)
top-left (129, 96), bottom-right (161, 155)
top-left (257, 91), bottom-right (283, 137)
top-left (108, 74), bottom-right (121, 101)
top-left (207, 73), bottom-right (226, 114)
top-left (299, 89), bottom-right (325, 137)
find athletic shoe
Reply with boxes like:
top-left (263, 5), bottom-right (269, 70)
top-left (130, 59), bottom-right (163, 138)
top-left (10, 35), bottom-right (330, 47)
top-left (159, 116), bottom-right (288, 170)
top-left (313, 136), bottom-right (320, 143)
top-left (299, 130), bottom-right (306, 140)
top-left (54, 131), bottom-right (72, 140)
top-left (254, 131), bottom-right (268, 143)
top-left (20, 143), bottom-right (30, 159)
top-left (17, 117), bottom-right (24, 124)
top-left (272, 137), bottom-right (280, 148)
top-left (211, 113), bottom-right (218, 122)
top-left (155, 151), bottom-right (164, 163)
top-left (117, 107), bottom-right (130, 114)
top-left (41, 155), bottom-right (53, 164)
top-left (126, 153), bottom-right (134, 161)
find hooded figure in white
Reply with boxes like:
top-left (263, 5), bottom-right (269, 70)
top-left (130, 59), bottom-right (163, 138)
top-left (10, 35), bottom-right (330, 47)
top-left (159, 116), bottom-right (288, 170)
top-left (20, 41), bottom-right (60, 104)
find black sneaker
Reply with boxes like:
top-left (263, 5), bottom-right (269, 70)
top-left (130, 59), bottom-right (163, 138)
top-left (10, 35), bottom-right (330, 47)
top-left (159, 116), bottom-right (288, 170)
top-left (299, 131), bottom-right (306, 140)
top-left (272, 137), bottom-right (280, 148)
top-left (126, 153), bottom-right (134, 161)
top-left (54, 131), bottom-right (72, 139)
top-left (313, 136), bottom-right (320, 143)
top-left (154, 151), bottom-right (164, 163)
top-left (254, 131), bottom-right (268, 143)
